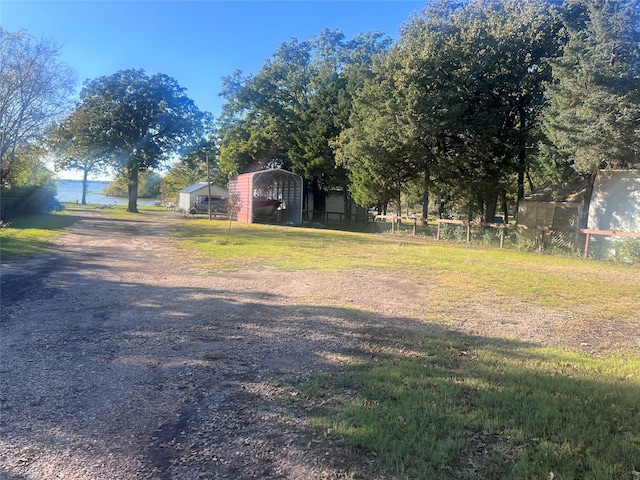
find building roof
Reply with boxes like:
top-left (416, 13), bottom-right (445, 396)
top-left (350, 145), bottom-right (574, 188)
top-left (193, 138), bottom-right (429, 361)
top-left (523, 178), bottom-right (589, 203)
top-left (179, 182), bottom-right (228, 195)
top-left (178, 182), bottom-right (209, 194)
top-left (238, 168), bottom-right (302, 189)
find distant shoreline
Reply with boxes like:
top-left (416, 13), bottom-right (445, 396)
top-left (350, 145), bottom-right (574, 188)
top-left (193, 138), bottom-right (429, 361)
top-left (55, 179), bottom-right (157, 205)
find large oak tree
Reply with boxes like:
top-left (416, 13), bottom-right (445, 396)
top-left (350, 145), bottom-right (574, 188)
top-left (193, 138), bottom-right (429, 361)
top-left (64, 69), bottom-right (210, 212)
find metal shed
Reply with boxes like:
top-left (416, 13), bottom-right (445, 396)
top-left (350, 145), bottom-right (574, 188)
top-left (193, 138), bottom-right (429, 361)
top-left (588, 169), bottom-right (640, 232)
top-left (228, 169), bottom-right (303, 225)
top-left (178, 182), bottom-right (228, 214)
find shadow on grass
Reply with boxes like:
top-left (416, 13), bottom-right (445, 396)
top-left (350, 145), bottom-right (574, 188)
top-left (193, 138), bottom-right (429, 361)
top-left (0, 214), bottom-right (84, 259)
top-left (1, 211), bottom-right (638, 479)
top-left (294, 331), bottom-right (640, 479)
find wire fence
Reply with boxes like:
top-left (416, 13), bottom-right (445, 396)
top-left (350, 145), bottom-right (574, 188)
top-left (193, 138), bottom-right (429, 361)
top-left (371, 215), bottom-right (640, 262)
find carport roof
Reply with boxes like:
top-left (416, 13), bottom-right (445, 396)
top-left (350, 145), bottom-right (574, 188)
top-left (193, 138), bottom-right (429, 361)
top-left (243, 169), bottom-right (301, 189)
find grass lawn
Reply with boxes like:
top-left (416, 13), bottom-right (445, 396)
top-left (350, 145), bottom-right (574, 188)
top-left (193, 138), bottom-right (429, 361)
top-left (176, 217), bottom-right (640, 479)
top-left (0, 206), bottom-right (84, 258)
top-left (3, 209), bottom-right (639, 478)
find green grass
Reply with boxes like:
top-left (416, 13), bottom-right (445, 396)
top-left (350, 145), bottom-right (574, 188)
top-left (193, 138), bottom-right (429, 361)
top-left (303, 335), bottom-right (640, 479)
top-left (176, 219), bottom-right (639, 478)
top-left (175, 220), bottom-right (640, 321)
top-left (0, 211), bottom-right (82, 258)
top-left (3, 210), bottom-right (638, 478)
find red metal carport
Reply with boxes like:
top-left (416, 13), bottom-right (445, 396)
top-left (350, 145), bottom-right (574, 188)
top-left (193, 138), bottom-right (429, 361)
top-left (228, 169), bottom-right (303, 225)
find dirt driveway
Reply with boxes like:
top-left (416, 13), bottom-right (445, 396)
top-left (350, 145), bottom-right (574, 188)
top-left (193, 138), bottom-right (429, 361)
top-left (1, 210), bottom-right (441, 479)
top-left (1, 210), bottom-right (637, 479)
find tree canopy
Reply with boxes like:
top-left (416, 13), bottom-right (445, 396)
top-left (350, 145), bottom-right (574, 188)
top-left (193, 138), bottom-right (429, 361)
top-left (59, 69), bottom-right (211, 212)
top-left (217, 29), bottom-right (391, 218)
top-left (542, 0), bottom-right (640, 175)
top-left (0, 28), bottom-right (76, 190)
top-left (8, 0), bottom-right (638, 223)
top-left (217, 0), bottom-right (638, 223)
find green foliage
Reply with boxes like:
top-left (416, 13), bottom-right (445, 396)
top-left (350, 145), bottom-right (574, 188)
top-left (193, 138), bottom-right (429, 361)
top-left (337, 0), bottom-right (560, 221)
top-left (1, 147), bottom-right (56, 191)
top-left (305, 336), bottom-right (640, 479)
top-left (607, 226), bottom-right (640, 264)
top-left (213, 1), bottom-right (638, 229)
top-left (161, 136), bottom-right (222, 202)
top-left (542, 0), bottom-right (640, 174)
top-left (102, 170), bottom-right (163, 198)
top-left (48, 104), bottom-right (111, 204)
top-left (438, 223), bottom-right (469, 243)
top-left (1, 185), bottom-right (62, 221)
top-left (63, 69), bottom-right (211, 212)
top-left (217, 29), bottom-right (391, 209)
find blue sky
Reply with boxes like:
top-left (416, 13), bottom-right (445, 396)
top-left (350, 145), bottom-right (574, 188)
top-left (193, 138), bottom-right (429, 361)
top-left (1, 1), bottom-right (426, 118)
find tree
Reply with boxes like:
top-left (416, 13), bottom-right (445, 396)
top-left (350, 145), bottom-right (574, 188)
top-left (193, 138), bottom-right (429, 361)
top-left (65, 69), bottom-right (210, 212)
top-left (103, 170), bottom-right (163, 198)
top-left (218, 30), bottom-right (391, 220)
top-left (542, 0), bottom-right (640, 168)
top-left (0, 28), bottom-right (76, 189)
top-left (48, 108), bottom-right (110, 204)
top-left (335, 60), bottom-right (422, 214)
top-left (541, 0), bottom-right (640, 227)
top-left (340, 0), bottom-right (559, 222)
top-left (161, 136), bottom-right (222, 203)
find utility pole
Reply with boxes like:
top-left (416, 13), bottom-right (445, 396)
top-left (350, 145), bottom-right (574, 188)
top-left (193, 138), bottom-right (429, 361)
top-left (207, 154), bottom-right (212, 221)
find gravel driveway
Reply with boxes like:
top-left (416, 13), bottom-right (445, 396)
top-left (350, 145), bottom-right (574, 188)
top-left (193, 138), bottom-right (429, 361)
top-left (1, 210), bottom-right (637, 479)
top-left (1, 210), bottom-right (441, 479)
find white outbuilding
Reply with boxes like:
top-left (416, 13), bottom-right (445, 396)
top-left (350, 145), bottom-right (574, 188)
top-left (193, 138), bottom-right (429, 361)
top-left (178, 182), bottom-right (228, 214)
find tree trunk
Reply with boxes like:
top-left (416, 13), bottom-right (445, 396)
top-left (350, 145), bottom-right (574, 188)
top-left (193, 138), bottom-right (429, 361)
top-left (127, 164), bottom-right (139, 213)
top-left (81, 169), bottom-right (88, 205)
top-left (501, 191), bottom-right (509, 224)
top-left (516, 103), bottom-right (527, 206)
top-left (578, 171), bottom-right (597, 229)
top-left (483, 192), bottom-right (498, 224)
top-left (311, 176), bottom-right (324, 222)
top-left (343, 188), bottom-right (351, 226)
top-left (421, 169), bottom-right (429, 224)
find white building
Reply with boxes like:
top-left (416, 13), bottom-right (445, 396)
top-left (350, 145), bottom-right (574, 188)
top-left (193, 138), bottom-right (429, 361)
top-left (178, 182), bottom-right (228, 214)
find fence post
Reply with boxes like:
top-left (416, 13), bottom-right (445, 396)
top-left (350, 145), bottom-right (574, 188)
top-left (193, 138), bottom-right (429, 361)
top-left (437, 221), bottom-right (441, 240)
top-left (583, 233), bottom-right (591, 259)
top-left (466, 223), bottom-right (471, 243)
top-left (413, 218), bottom-right (417, 235)
top-left (500, 226), bottom-right (505, 249)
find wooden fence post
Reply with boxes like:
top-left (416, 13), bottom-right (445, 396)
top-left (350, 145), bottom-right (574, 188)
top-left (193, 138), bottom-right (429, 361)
top-left (583, 233), bottom-right (591, 259)
top-left (466, 223), bottom-right (471, 243)
top-left (437, 221), bottom-right (441, 240)
top-left (500, 226), bottom-right (505, 249)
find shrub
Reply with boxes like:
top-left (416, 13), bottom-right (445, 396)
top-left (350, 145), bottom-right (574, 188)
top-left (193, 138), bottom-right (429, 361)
top-left (607, 236), bottom-right (640, 264)
top-left (0, 186), bottom-right (63, 220)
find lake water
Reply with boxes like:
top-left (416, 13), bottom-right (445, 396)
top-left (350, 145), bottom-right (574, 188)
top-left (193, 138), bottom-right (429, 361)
top-left (55, 179), bottom-right (156, 206)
